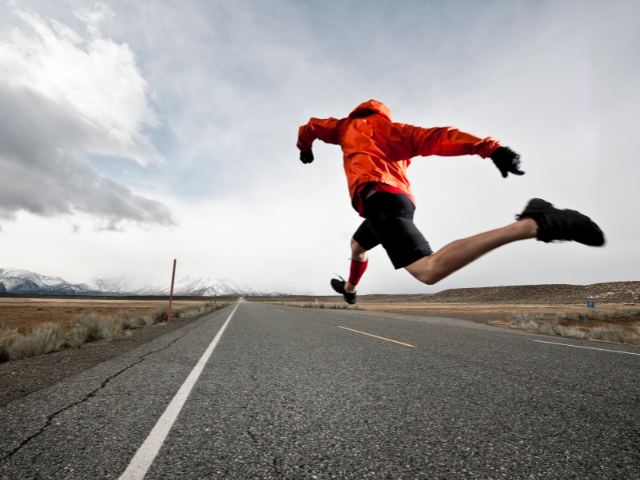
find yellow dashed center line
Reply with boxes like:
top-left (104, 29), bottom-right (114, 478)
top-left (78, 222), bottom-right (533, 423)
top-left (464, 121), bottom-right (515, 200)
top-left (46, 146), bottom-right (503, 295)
top-left (338, 326), bottom-right (415, 348)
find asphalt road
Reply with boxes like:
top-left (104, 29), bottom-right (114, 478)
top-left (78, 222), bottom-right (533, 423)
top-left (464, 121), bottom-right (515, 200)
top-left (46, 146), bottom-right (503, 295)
top-left (1, 301), bottom-right (639, 479)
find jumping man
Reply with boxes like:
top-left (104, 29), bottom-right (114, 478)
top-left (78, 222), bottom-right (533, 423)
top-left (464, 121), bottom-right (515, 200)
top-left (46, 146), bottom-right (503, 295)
top-left (297, 100), bottom-right (605, 304)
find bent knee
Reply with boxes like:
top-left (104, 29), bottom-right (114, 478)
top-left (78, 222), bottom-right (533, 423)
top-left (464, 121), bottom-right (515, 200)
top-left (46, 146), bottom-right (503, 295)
top-left (351, 238), bottom-right (367, 255)
top-left (420, 274), bottom-right (440, 286)
top-left (411, 269), bottom-right (441, 285)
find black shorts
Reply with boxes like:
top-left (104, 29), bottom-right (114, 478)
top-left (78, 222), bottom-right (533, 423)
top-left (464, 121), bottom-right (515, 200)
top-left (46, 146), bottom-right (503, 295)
top-left (353, 192), bottom-right (433, 269)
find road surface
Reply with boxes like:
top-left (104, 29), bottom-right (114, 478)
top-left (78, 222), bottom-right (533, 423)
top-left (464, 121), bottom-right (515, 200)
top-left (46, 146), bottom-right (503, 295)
top-left (1, 301), bottom-right (639, 479)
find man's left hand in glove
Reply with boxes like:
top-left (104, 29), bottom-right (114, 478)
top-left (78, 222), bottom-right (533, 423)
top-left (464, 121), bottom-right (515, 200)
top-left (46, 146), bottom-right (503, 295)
top-left (491, 146), bottom-right (525, 178)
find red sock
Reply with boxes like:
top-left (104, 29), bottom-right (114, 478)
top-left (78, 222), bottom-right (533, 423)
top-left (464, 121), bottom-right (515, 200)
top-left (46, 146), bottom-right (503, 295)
top-left (349, 259), bottom-right (368, 286)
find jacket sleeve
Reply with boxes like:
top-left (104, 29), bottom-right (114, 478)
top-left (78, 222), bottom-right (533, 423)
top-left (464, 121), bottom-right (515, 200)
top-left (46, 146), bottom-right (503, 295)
top-left (297, 117), bottom-right (340, 152)
top-left (402, 125), bottom-right (501, 159)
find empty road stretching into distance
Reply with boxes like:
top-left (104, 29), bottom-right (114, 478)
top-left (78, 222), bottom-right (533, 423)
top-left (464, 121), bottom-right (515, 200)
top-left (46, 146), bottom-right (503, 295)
top-left (1, 301), bottom-right (639, 479)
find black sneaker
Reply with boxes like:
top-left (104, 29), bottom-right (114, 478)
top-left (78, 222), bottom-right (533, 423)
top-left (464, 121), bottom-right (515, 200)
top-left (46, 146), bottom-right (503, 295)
top-left (330, 276), bottom-right (357, 305)
top-left (516, 198), bottom-right (605, 246)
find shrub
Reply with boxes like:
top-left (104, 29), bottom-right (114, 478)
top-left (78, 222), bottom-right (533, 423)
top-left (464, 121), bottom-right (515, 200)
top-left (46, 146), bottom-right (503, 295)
top-left (331, 303), bottom-right (359, 310)
top-left (0, 327), bottom-right (20, 361)
top-left (538, 320), bottom-right (560, 335)
top-left (557, 326), bottom-right (587, 339)
top-left (605, 325), bottom-right (634, 344)
top-left (101, 318), bottom-right (123, 341)
top-left (279, 301), bottom-right (362, 310)
top-left (557, 308), bottom-right (640, 324)
top-left (7, 323), bottom-right (66, 360)
top-left (65, 326), bottom-right (89, 348)
top-left (149, 303), bottom-right (170, 323)
top-left (74, 312), bottom-right (107, 340)
top-left (508, 310), bottom-right (640, 345)
top-left (123, 310), bottom-right (147, 329)
top-left (1, 301), bottom-right (233, 362)
top-left (588, 326), bottom-right (608, 340)
top-left (626, 333), bottom-right (640, 345)
top-left (73, 312), bottom-right (124, 341)
top-left (122, 308), bottom-right (157, 326)
top-left (509, 312), bottom-right (539, 331)
top-left (179, 301), bottom-right (231, 319)
top-left (179, 304), bottom-right (206, 319)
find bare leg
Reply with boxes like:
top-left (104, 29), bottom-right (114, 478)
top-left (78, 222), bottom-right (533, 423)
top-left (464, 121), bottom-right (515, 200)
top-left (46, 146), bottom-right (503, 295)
top-left (405, 219), bottom-right (538, 285)
top-left (345, 238), bottom-right (368, 293)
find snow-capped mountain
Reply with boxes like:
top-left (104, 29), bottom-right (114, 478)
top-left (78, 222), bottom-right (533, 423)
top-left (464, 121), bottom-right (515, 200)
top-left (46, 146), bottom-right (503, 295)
top-left (0, 268), bottom-right (280, 296)
top-left (0, 268), bottom-right (90, 295)
top-left (132, 276), bottom-right (273, 296)
top-left (83, 275), bottom-right (134, 294)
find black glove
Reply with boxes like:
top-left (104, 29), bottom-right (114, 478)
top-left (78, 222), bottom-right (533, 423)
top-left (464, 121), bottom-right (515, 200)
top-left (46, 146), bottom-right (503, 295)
top-left (300, 150), bottom-right (314, 164)
top-left (491, 146), bottom-right (525, 178)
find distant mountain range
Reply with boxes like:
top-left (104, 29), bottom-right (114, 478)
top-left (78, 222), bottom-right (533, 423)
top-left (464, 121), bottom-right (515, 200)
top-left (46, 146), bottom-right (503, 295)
top-left (0, 268), bottom-right (280, 296)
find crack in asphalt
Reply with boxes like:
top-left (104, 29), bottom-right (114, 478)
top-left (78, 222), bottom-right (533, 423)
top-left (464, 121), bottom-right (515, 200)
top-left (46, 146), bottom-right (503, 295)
top-left (272, 456), bottom-right (284, 477)
top-left (243, 362), bottom-right (285, 478)
top-left (246, 427), bottom-right (260, 444)
top-left (0, 313), bottom-right (217, 464)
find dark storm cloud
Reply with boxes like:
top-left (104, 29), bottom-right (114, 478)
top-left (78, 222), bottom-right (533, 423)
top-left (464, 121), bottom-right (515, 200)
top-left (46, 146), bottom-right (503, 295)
top-left (0, 84), bottom-right (173, 226)
top-left (0, 4), bottom-right (174, 227)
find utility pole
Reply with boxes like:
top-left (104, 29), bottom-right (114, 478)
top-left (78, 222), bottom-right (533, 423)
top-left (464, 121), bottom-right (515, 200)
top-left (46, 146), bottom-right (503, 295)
top-left (167, 259), bottom-right (176, 323)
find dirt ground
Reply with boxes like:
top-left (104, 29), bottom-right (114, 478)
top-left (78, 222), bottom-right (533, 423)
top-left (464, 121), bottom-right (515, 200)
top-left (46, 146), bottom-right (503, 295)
top-left (0, 297), bottom-right (237, 333)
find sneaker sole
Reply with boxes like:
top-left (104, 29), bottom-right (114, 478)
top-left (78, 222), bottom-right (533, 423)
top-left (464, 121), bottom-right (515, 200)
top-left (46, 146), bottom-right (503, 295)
top-left (518, 198), bottom-right (605, 247)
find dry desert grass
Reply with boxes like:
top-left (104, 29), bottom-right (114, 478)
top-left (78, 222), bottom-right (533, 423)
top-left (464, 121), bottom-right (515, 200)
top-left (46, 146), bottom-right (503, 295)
top-left (0, 297), bottom-right (236, 333)
top-left (0, 299), bottom-right (231, 361)
top-left (361, 302), bottom-right (640, 346)
top-left (267, 301), bottom-right (363, 310)
top-left (497, 308), bottom-right (640, 346)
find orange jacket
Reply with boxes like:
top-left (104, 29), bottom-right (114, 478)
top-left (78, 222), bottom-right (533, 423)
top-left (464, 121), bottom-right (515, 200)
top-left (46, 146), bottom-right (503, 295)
top-left (297, 100), bottom-right (501, 209)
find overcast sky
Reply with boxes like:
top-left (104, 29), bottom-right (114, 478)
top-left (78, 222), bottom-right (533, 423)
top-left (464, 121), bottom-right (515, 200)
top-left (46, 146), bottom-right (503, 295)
top-left (0, 0), bottom-right (638, 295)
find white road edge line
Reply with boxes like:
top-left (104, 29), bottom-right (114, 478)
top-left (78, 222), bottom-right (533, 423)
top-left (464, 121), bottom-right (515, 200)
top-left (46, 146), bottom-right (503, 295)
top-left (118, 302), bottom-right (240, 480)
top-left (534, 340), bottom-right (640, 356)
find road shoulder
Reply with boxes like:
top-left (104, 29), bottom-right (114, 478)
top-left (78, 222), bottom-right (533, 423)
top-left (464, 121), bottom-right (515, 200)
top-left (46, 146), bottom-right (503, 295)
top-left (0, 305), bottom-right (233, 462)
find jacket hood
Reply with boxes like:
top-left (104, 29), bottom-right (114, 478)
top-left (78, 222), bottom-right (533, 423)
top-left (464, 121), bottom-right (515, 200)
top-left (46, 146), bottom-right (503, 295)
top-left (348, 100), bottom-right (392, 122)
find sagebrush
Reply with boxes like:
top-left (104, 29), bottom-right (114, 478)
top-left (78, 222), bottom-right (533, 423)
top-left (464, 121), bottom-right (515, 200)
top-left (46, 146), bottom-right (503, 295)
top-left (507, 311), bottom-right (640, 346)
top-left (267, 301), bottom-right (363, 311)
top-left (5, 323), bottom-right (66, 360)
top-left (0, 300), bottom-right (230, 362)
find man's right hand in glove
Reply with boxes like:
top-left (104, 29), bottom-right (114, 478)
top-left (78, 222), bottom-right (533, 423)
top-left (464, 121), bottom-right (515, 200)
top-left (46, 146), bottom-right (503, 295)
top-left (491, 146), bottom-right (525, 178)
top-left (300, 150), bottom-right (314, 164)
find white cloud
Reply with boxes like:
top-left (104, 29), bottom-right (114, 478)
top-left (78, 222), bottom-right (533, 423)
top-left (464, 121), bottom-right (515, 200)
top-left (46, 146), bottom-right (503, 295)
top-left (74, 3), bottom-right (114, 29)
top-left (0, 3), bottom-right (171, 226)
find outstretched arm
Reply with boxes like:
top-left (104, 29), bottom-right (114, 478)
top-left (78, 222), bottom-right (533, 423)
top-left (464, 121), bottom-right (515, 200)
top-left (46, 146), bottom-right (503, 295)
top-left (403, 125), bottom-right (524, 177)
top-left (297, 117), bottom-right (340, 164)
top-left (403, 125), bottom-right (500, 158)
top-left (297, 117), bottom-right (340, 151)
